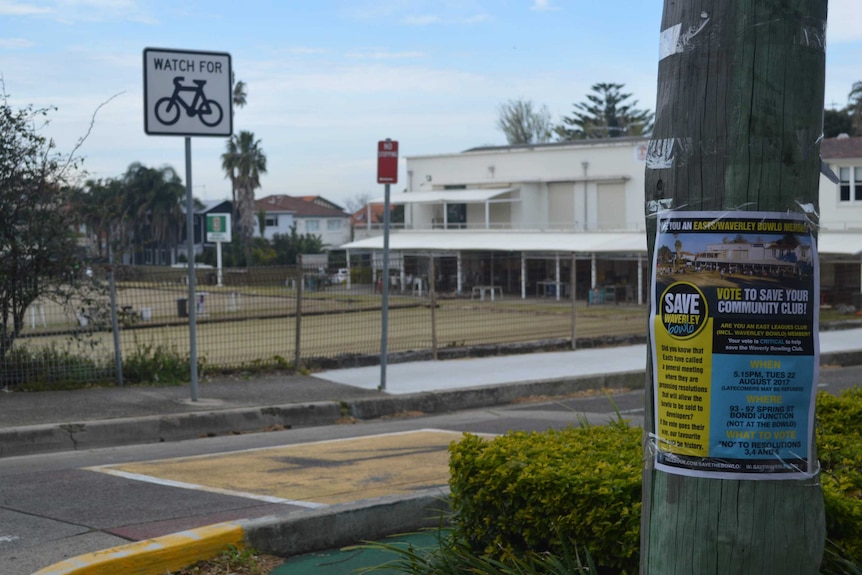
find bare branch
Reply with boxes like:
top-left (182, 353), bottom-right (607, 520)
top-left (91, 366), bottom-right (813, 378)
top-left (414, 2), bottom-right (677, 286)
top-left (59, 91), bottom-right (125, 178)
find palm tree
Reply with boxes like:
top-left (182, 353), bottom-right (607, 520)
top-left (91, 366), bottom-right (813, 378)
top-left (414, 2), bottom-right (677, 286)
top-left (122, 163), bottom-right (186, 264)
top-left (221, 135), bottom-right (240, 230)
top-left (77, 178), bottom-right (124, 259)
top-left (231, 71), bottom-right (248, 110)
top-left (223, 74), bottom-right (249, 243)
top-left (222, 131), bottom-right (266, 266)
top-left (233, 79), bottom-right (247, 109)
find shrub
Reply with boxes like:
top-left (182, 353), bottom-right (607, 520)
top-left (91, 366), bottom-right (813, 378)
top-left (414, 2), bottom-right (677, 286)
top-left (0, 343), bottom-right (113, 390)
top-left (122, 341), bottom-right (196, 385)
top-left (448, 390), bottom-right (862, 574)
top-left (817, 389), bottom-right (862, 569)
top-left (449, 420), bottom-right (642, 574)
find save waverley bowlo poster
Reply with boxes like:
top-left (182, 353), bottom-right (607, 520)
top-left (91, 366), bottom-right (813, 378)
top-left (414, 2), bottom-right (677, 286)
top-left (649, 211), bottom-right (819, 480)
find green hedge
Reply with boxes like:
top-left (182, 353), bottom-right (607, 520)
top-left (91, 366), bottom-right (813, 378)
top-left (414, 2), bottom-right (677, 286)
top-left (448, 391), bottom-right (862, 574)
top-left (817, 389), bottom-right (862, 568)
top-left (449, 420), bottom-right (642, 573)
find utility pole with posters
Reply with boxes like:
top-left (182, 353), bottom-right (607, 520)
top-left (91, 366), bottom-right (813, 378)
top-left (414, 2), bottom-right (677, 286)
top-left (641, 2), bottom-right (828, 574)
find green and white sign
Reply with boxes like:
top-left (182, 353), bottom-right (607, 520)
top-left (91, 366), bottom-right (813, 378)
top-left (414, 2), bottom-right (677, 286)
top-left (206, 213), bottom-right (231, 242)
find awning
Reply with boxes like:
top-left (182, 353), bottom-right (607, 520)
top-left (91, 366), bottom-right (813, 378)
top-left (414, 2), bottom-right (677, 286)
top-left (343, 230), bottom-right (862, 258)
top-left (370, 187), bottom-right (518, 205)
top-left (342, 230), bottom-right (647, 254)
top-left (817, 232), bottom-right (862, 257)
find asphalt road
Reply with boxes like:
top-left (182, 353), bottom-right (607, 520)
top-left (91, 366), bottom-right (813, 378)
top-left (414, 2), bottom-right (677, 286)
top-left (2, 366), bottom-right (859, 575)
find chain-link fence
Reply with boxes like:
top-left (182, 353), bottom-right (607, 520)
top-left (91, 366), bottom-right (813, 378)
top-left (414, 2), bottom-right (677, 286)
top-left (3, 257), bottom-right (649, 388)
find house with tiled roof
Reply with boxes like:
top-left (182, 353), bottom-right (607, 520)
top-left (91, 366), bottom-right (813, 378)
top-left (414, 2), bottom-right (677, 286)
top-left (255, 194), bottom-right (350, 249)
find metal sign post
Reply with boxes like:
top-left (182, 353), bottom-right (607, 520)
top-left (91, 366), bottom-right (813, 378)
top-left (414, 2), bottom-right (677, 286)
top-left (377, 139), bottom-right (398, 391)
top-left (184, 137), bottom-right (199, 401)
top-left (206, 213), bottom-right (231, 287)
top-left (144, 47), bottom-right (232, 401)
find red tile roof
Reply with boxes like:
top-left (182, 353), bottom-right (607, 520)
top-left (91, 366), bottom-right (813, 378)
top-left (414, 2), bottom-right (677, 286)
top-left (822, 136), bottom-right (862, 160)
top-left (351, 204), bottom-right (390, 225)
top-left (255, 195), bottom-right (347, 217)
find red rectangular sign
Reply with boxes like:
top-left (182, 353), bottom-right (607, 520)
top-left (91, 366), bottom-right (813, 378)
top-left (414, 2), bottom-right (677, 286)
top-left (377, 140), bottom-right (398, 184)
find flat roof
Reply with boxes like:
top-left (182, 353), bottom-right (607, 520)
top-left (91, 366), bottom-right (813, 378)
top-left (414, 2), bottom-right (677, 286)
top-left (370, 188), bottom-right (518, 205)
top-left (342, 230), bottom-right (646, 254)
top-left (343, 230), bottom-right (862, 257)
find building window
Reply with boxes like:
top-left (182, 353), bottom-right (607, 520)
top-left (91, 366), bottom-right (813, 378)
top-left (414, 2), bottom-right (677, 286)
top-left (839, 167), bottom-right (862, 202)
top-left (306, 220), bottom-right (320, 232)
top-left (265, 216), bottom-right (278, 227)
top-left (327, 219), bottom-right (341, 231)
top-left (446, 203), bottom-right (467, 229)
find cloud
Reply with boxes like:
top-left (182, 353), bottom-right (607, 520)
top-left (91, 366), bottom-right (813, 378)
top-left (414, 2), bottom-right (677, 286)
top-left (402, 12), bottom-right (491, 26)
top-left (402, 14), bottom-right (440, 26)
top-left (530, 0), bottom-right (559, 12)
top-left (3, 0), bottom-right (160, 24)
top-left (461, 13), bottom-right (491, 24)
top-left (0, 37), bottom-right (35, 49)
top-left (345, 50), bottom-right (427, 60)
top-left (0, 1), bottom-right (52, 15)
top-left (286, 47), bottom-right (329, 56)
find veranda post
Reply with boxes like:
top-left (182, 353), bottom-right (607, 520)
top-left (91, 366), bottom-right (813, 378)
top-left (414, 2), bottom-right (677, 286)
top-left (641, 2), bottom-right (828, 574)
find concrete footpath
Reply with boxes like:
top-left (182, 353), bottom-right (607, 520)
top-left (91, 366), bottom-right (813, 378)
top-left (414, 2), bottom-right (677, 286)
top-left (16, 327), bottom-right (862, 574)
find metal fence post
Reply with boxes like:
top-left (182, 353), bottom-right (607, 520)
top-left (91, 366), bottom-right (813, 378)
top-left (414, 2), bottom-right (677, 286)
top-left (108, 240), bottom-right (123, 386)
top-left (571, 252), bottom-right (577, 351)
top-left (430, 255), bottom-right (438, 359)
top-left (294, 257), bottom-right (303, 372)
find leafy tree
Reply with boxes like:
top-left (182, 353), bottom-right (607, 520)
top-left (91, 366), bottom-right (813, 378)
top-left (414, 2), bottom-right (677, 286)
top-left (849, 81), bottom-right (862, 136)
top-left (822, 82), bottom-right (862, 138)
top-left (657, 245), bottom-right (673, 265)
top-left (496, 98), bottom-right (554, 145)
top-left (221, 131), bottom-right (267, 266)
top-left (0, 96), bottom-right (90, 364)
top-left (271, 226), bottom-right (325, 265)
top-left (556, 82), bottom-right (653, 140)
top-left (823, 108), bottom-right (853, 138)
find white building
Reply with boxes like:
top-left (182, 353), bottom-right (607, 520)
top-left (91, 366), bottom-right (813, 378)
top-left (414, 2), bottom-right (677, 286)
top-left (255, 195), bottom-right (351, 249)
top-left (344, 136), bottom-right (862, 305)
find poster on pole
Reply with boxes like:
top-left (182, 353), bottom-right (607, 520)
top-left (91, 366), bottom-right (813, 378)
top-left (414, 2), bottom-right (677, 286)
top-left (649, 211), bottom-right (819, 480)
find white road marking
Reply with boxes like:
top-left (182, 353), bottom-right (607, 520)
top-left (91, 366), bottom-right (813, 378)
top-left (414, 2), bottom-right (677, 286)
top-left (90, 468), bottom-right (326, 509)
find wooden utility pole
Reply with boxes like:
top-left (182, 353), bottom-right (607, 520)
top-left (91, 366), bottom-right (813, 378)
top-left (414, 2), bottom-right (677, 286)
top-left (642, 2), bottom-right (827, 574)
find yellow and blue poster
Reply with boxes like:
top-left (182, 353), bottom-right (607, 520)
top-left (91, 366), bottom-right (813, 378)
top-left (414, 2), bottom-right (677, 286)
top-left (650, 211), bottom-right (818, 479)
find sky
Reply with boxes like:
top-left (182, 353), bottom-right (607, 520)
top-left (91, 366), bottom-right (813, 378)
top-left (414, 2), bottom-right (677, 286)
top-left (2, 0), bottom-right (860, 209)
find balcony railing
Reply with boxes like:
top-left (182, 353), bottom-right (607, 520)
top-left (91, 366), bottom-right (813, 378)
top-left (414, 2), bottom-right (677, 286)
top-left (352, 220), bottom-right (647, 240)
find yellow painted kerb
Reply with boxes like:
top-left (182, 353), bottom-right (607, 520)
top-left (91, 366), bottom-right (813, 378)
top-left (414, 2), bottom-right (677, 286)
top-left (31, 522), bottom-right (246, 575)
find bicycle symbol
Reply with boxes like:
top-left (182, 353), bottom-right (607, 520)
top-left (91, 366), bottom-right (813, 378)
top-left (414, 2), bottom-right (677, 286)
top-left (154, 76), bottom-right (223, 127)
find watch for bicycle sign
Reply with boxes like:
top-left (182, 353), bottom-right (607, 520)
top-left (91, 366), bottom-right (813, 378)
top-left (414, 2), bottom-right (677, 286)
top-left (143, 48), bottom-right (232, 137)
top-left (155, 77), bottom-right (223, 127)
